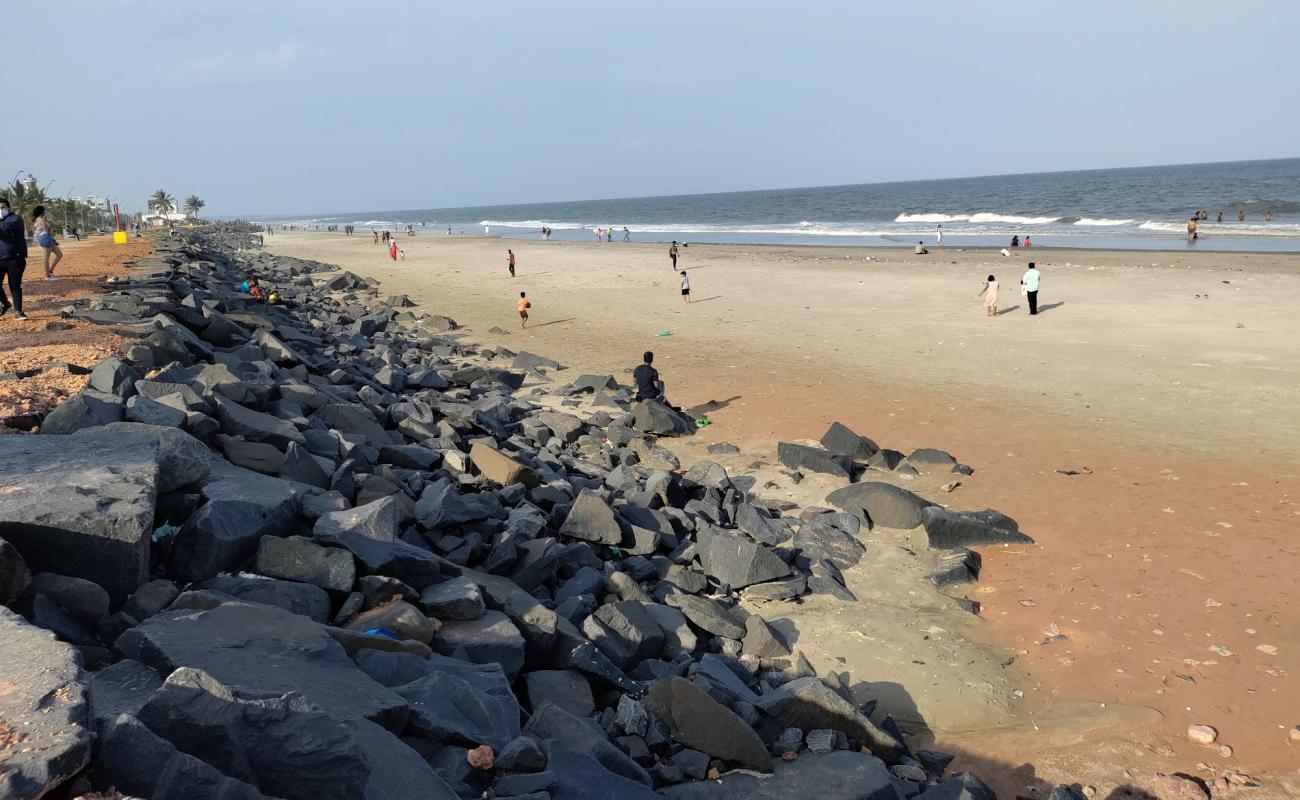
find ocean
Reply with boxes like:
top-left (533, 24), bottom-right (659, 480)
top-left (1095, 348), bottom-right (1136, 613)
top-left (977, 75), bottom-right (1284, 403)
top-left (274, 158), bottom-right (1300, 252)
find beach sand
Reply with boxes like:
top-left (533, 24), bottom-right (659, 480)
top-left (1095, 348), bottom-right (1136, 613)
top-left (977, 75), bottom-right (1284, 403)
top-left (269, 232), bottom-right (1300, 787)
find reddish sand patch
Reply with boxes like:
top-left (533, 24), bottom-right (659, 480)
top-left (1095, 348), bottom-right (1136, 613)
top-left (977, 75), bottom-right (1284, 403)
top-left (0, 236), bottom-right (148, 430)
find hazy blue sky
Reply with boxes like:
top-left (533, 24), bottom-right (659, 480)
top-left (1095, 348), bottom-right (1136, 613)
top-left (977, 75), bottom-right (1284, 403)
top-left (7, 1), bottom-right (1297, 215)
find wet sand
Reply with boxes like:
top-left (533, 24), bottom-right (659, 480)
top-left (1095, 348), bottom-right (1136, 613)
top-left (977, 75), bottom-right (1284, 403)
top-left (268, 232), bottom-right (1300, 789)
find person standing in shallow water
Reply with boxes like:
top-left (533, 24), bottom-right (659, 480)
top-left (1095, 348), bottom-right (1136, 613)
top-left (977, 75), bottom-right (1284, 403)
top-left (977, 274), bottom-right (999, 316)
top-left (507, 249), bottom-right (516, 277)
top-left (1021, 262), bottom-right (1041, 315)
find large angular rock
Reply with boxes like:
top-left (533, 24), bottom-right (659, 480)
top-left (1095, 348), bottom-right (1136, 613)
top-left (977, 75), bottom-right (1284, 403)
top-left (754, 677), bottom-right (902, 762)
top-left (667, 594), bottom-right (746, 639)
top-left (631, 399), bottom-right (692, 436)
top-left (794, 518), bottom-right (867, 570)
top-left (431, 609), bottom-right (526, 680)
top-left (168, 474), bottom-right (301, 583)
top-left (819, 422), bottom-right (880, 461)
top-left (522, 670), bottom-right (596, 717)
top-left (280, 441), bottom-right (331, 488)
top-left (96, 713), bottom-right (268, 800)
top-left (546, 745), bottom-right (662, 800)
top-left (0, 536), bottom-right (32, 604)
top-left (211, 394), bottom-right (305, 449)
top-left (420, 576), bottom-right (485, 620)
top-left (643, 677), bottom-right (772, 772)
top-left (777, 442), bottom-right (852, 479)
top-left (536, 411), bottom-right (584, 443)
top-left (95, 422), bottom-right (210, 491)
top-left (315, 495), bottom-right (403, 542)
top-left (921, 507), bottom-right (1034, 549)
top-left (0, 607), bottom-right (92, 800)
top-left (198, 575), bottom-right (332, 623)
top-left (137, 667), bottom-right (452, 800)
top-left (470, 441), bottom-right (541, 488)
top-left (559, 490), bottom-right (622, 545)
top-left (89, 356), bottom-right (143, 397)
top-left (255, 535), bottom-right (356, 592)
top-left (742, 613), bottom-right (791, 657)
top-left (115, 601), bottom-right (408, 731)
top-left (641, 603), bottom-right (698, 658)
top-left (694, 527), bottom-right (791, 589)
top-left (313, 403), bottom-right (404, 446)
top-left (905, 448), bottom-right (959, 473)
top-left (583, 600), bottom-right (665, 668)
top-left (735, 503), bottom-right (794, 546)
top-left (523, 702), bottom-right (652, 787)
top-left (219, 434), bottom-right (286, 473)
top-left (88, 658), bottom-right (163, 727)
top-left (0, 431), bottom-right (158, 603)
top-left (390, 653), bottom-right (522, 750)
top-left (37, 392), bottom-right (124, 434)
top-left (826, 481), bottom-right (933, 529)
top-left (661, 750), bottom-right (897, 800)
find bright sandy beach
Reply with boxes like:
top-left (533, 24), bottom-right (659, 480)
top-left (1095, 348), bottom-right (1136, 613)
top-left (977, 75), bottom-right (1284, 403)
top-left (270, 231), bottom-right (1300, 786)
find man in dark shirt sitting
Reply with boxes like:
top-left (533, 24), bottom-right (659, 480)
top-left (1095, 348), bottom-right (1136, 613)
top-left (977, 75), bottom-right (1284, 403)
top-left (633, 351), bottom-right (664, 402)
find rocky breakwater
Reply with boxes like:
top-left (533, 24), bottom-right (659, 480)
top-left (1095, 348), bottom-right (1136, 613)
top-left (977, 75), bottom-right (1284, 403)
top-left (0, 227), bottom-right (1059, 800)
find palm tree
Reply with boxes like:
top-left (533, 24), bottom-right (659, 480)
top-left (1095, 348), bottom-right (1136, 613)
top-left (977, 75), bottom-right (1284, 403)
top-left (182, 195), bottom-right (205, 220)
top-left (149, 189), bottom-right (175, 216)
top-left (6, 176), bottom-right (48, 219)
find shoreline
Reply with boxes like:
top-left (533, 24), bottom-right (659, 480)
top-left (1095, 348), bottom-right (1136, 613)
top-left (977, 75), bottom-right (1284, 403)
top-left (269, 230), bottom-right (1300, 778)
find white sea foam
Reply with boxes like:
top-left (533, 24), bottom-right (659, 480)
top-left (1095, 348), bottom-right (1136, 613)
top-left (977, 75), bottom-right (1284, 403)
top-left (1074, 218), bottom-right (1134, 226)
top-left (1139, 220), bottom-right (1300, 236)
top-left (895, 213), bottom-right (970, 223)
top-left (478, 219), bottom-right (588, 230)
top-left (968, 212), bottom-right (1060, 225)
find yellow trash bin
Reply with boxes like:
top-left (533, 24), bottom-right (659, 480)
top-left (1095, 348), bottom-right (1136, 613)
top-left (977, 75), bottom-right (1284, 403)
top-left (113, 231), bottom-right (128, 244)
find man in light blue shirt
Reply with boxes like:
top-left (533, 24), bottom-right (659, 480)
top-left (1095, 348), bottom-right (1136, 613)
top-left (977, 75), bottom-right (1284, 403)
top-left (1021, 262), bottom-right (1041, 315)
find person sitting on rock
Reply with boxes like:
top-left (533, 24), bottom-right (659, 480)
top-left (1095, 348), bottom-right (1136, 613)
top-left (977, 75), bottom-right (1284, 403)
top-left (914, 241), bottom-right (928, 255)
top-left (634, 351), bottom-right (665, 403)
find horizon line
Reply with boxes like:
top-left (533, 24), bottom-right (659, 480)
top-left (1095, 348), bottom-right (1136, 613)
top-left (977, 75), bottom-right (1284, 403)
top-left (235, 154), bottom-right (1300, 220)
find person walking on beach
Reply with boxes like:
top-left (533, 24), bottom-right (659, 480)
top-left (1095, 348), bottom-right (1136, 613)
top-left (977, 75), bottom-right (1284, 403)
top-left (31, 206), bottom-right (63, 280)
top-left (669, 241), bottom-right (679, 269)
top-left (373, 230), bottom-right (379, 244)
top-left (622, 227), bottom-right (630, 242)
top-left (634, 351), bottom-right (664, 402)
top-left (977, 274), bottom-right (999, 317)
top-left (518, 291), bottom-right (530, 328)
top-left (507, 249), bottom-right (516, 277)
top-left (606, 227), bottom-right (613, 242)
top-left (0, 196), bottom-right (29, 320)
top-left (1021, 262), bottom-right (1041, 315)
top-left (390, 239), bottom-right (403, 260)
top-left (680, 270), bottom-right (690, 303)
top-left (936, 224), bottom-right (943, 246)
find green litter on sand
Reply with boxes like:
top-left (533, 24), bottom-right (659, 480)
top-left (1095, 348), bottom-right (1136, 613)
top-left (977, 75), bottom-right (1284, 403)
top-left (657, 331), bottom-right (672, 336)
top-left (1235, 322), bottom-right (1245, 328)
top-left (695, 417), bottom-right (712, 427)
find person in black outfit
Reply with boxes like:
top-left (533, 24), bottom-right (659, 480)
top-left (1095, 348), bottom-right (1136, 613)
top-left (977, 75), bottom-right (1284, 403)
top-left (0, 196), bottom-right (29, 320)
top-left (669, 241), bottom-right (678, 269)
top-left (633, 351), bottom-right (664, 402)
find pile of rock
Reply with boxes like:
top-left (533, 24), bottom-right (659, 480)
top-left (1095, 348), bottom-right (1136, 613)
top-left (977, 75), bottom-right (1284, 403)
top-left (1, 228), bottom-right (1047, 800)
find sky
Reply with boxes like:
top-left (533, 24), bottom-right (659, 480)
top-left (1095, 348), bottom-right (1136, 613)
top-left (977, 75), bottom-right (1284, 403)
top-left (6, 0), bottom-right (1298, 216)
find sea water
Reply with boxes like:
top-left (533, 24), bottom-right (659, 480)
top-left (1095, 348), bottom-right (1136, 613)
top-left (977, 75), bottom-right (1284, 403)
top-left (271, 158), bottom-right (1300, 251)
